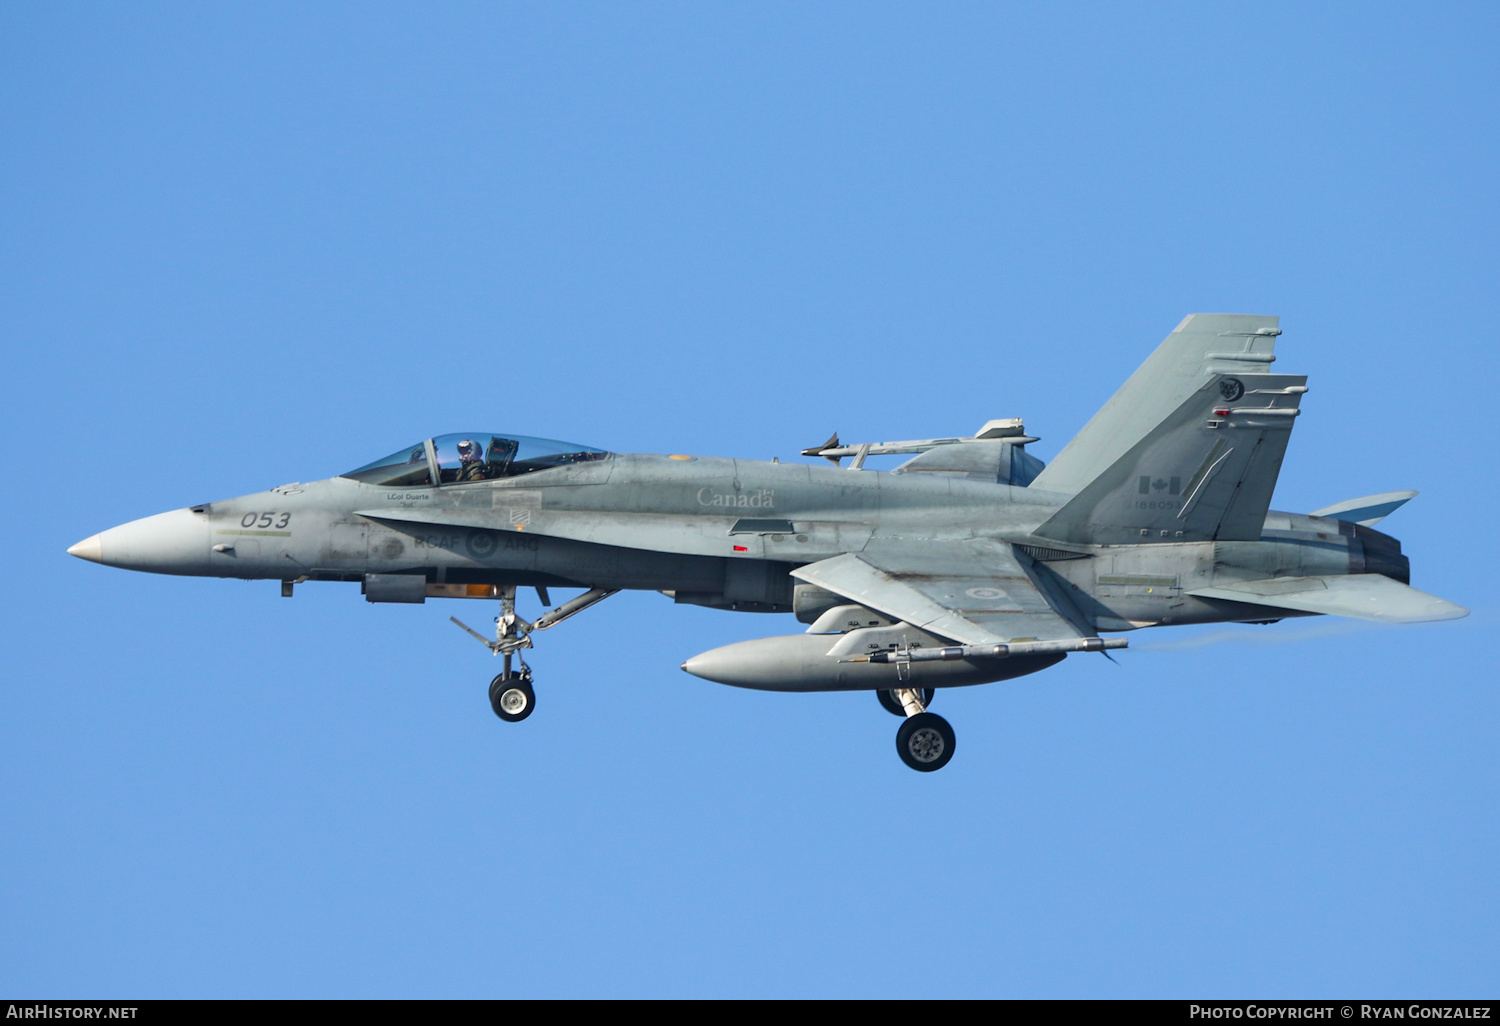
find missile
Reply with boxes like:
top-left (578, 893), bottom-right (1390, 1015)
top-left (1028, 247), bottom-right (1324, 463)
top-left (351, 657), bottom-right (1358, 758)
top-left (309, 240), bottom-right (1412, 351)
top-left (852, 636), bottom-right (1127, 663)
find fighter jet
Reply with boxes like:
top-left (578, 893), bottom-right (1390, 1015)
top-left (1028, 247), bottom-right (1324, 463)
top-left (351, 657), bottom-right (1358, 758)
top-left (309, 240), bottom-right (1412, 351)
top-left (68, 314), bottom-right (1466, 771)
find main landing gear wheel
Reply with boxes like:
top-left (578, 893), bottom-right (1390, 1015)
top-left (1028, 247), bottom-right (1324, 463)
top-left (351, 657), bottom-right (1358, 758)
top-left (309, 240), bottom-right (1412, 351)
top-left (878, 688), bottom-right (935, 717)
top-left (489, 672), bottom-right (535, 723)
top-left (896, 712), bottom-right (955, 772)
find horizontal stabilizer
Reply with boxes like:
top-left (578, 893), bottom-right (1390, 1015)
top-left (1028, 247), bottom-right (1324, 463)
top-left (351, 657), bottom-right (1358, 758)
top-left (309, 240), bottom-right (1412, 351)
top-left (1188, 574), bottom-right (1468, 624)
top-left (1309, 491), bottom-right (1417, 527)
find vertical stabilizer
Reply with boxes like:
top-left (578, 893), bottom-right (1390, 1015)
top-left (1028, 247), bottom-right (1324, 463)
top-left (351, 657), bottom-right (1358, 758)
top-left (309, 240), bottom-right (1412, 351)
top-left (1030, 314), bottom-right (1282, 496)
top-left (1034, 371), bottom-right (1306, 544)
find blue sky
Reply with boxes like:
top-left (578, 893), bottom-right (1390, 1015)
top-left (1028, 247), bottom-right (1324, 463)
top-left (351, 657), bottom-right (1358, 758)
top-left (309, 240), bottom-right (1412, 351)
top-left (2, 2), bottom-right (1496, 997)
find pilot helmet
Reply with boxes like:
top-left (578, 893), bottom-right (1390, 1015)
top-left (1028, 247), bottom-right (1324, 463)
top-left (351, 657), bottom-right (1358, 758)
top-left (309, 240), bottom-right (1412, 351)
top-left (456, 439), bottom-right (480, 459)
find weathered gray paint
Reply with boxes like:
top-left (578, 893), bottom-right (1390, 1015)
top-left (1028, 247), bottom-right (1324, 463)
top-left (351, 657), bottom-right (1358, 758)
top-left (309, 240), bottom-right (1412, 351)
top-left (69, 314), bottom-right (1467, 696)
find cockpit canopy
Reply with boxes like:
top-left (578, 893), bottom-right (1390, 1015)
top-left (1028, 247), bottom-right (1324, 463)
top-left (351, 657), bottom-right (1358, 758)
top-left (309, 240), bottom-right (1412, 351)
top-left (342, 432), bottom-right (608, 487)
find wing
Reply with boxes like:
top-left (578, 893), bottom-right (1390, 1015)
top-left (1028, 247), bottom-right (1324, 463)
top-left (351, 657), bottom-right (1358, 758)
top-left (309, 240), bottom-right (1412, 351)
top-left (791, 539), bottom-right (1095, 645)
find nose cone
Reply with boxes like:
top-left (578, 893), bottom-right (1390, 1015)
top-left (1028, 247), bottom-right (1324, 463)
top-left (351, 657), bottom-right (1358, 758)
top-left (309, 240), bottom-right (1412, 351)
top-left (67, 535), bottom-right (104, 563)
top-left (68, 508), bottom-right (210, 575)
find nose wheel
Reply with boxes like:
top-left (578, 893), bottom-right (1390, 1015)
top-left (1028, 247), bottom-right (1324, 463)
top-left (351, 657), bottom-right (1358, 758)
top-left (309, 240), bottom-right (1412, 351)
top-left (489, 670), bottom-right (535, 722)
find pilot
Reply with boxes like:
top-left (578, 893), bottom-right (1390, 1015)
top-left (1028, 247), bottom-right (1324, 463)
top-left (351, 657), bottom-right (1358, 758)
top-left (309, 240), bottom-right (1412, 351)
top-left (455, 439), bottom-right (488, 482)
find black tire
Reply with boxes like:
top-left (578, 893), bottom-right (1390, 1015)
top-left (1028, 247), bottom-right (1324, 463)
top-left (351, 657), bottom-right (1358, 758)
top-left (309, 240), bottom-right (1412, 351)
top-left (488, 672), bottom-right (535, 722)
top-left (877, 688), bottom-right (935, 717)
top-left (896, 712), bottom-right (955, 772)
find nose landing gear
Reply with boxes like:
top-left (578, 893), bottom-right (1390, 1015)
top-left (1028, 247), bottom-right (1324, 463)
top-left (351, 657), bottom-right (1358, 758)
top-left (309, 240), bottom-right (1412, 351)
top-left (451, 585), bottom-right (618, 723)
top-left (883, 688), bottom-right (956, 772)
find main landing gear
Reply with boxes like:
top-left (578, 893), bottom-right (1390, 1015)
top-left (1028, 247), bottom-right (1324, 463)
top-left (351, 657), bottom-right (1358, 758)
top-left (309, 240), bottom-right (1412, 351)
top-left (880, 688), bottom-right (956, 772)
top-left (452, 585), bottom-right (618, 724)
top-left (877, 688), bottom-right (934, 717)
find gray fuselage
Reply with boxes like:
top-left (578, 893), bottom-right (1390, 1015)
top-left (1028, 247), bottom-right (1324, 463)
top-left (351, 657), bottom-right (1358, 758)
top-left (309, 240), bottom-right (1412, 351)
top-left (85, 451), bottom-right (1402, 633)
